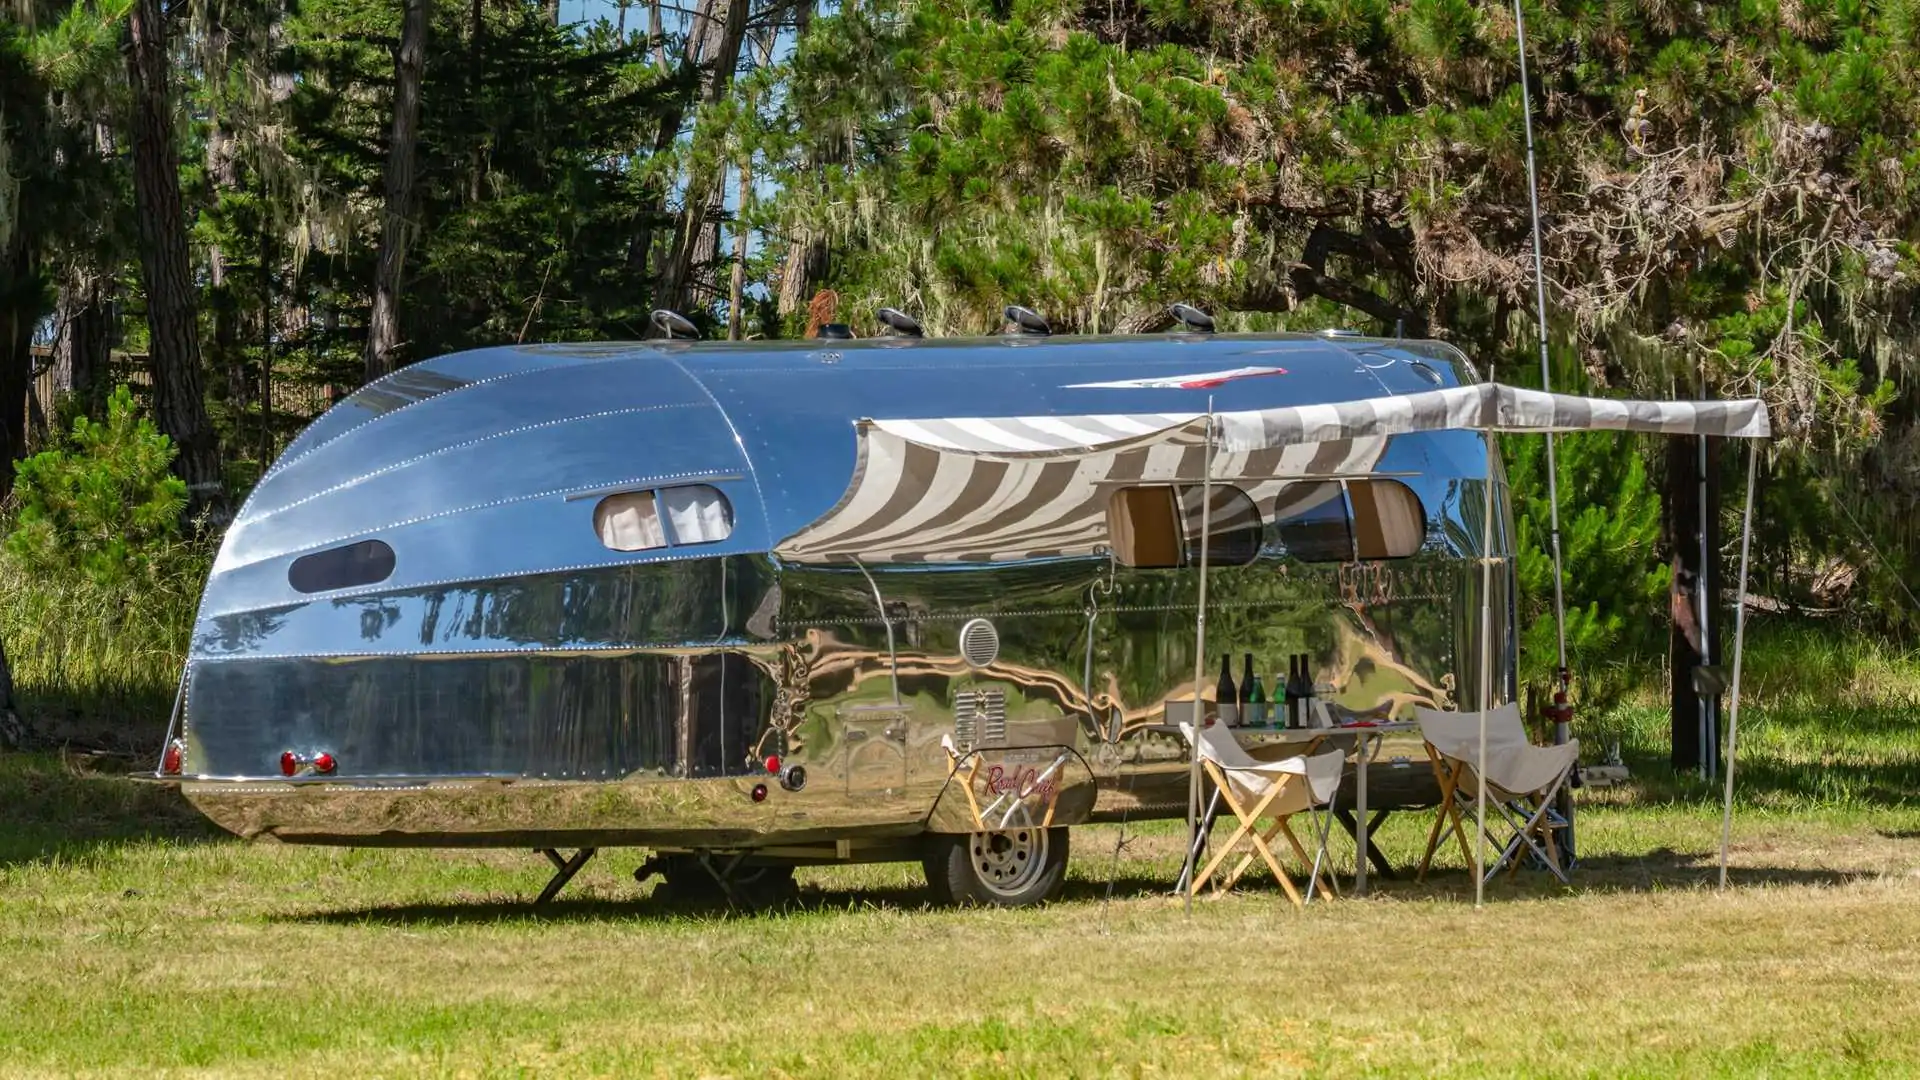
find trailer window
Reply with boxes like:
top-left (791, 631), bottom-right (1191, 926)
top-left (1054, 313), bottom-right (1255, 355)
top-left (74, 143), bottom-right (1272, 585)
top-left (595, 485), bottom-right (734, 552)
top-left (1271, 482), bottom-right (1352, 561)
top-left (1179, 485), bottom-right (1262, 566)
top-left (289, 538), bottom-right (395, 593)
top-left (1349, 479), bottom-right (1425, 558)
top-left (595, 491), bottom-right (668, 551)
top-left (1106, 485), bottom-right (1261, 568)
top-left (1106, 486), bottom-right (1183, 568)
top-left (1270, 479), bottom-right (1426, 561)
top-left (660, 484), bottom-right (733, 544)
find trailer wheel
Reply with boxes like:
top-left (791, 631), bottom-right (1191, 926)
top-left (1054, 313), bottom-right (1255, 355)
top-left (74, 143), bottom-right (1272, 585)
top-left (922, 826), bottom-right (1069, 907)
top-left (649, 855), bottom-right (797, 910)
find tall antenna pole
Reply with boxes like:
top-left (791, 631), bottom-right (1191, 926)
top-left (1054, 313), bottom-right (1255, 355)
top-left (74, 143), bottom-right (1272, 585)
top-left (1513, 0), bottom-right (1575, 859)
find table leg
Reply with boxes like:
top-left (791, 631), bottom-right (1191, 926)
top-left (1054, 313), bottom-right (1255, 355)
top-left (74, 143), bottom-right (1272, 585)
top-left (1355, 733), bottom-right (1370, 896)
top-left (1333, 808), bottom-right (1397, 880)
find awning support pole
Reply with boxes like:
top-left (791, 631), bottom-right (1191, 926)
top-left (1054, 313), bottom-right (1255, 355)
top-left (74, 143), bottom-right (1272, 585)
top-left (1512, 0), bottom-right (1575, 861)
top-left (1181, 401), bottom-right (1217, 915)
top-left (1717, 442), bottom-right (1758, 888)
top-left (1476, 433), bottom-right (1497, 910)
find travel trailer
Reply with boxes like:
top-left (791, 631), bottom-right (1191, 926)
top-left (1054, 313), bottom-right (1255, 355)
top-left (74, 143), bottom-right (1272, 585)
top-left (158, 327), bottom-right (1518, 906)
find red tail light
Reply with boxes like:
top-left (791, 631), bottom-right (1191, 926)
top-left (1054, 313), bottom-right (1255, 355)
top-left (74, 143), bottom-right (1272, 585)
top-left (313, 752), bottom-right (336, 774)
top-left (160, 740), bottom-right (185, 776)
top-left (750, 783), bottom-right (769, 803)
top-left (280, 751), bottom-right (298, 777)
top-left (764, 754), bottom-right (782, 774)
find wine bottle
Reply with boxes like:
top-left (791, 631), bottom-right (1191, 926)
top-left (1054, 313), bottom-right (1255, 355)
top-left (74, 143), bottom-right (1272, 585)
top-left (1244, 656), bottom-right (1265, 726)
top-left (1298, 654), bottom-right (1318, 727)
top-left (1283, 655), bottom-right (1298, 728)
top-left (1215, 653), bottom-right (1236, 724)
top-left (1289, 654), bottom-right (1308, 729)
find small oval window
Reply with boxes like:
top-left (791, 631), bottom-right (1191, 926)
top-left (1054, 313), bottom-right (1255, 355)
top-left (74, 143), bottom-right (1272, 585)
top-left (594, 484), bottom-right (734, 552)
top-left (289, 539), bottom-right (396, 593)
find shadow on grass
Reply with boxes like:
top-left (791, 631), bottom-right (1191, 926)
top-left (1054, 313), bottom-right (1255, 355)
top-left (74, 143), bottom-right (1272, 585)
top-left (0, 751), bottom-right (223, 867)
top-left (279, 870), bottom-right (1197, 927)
top-left (278, 846), bottom-right (1881, 928)
top-left (1378, 845), bottom-right (1873, 901)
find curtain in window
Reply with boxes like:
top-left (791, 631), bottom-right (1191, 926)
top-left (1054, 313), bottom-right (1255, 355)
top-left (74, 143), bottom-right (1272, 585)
top-left (661, 485), bottom-right (733, 544)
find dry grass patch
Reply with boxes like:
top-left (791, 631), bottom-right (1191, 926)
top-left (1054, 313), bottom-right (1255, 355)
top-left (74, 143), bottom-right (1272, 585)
top-left (3, 749), bottom-right (1920, 1076)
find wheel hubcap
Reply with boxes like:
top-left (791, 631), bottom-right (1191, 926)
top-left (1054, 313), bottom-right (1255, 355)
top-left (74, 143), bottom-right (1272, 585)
top-left (970, 828), bottom-right (1047, 898)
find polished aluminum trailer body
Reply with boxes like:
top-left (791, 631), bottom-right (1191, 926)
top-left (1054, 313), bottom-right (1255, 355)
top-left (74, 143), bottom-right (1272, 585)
top-left (169, 333), bottom-right (1517, 853)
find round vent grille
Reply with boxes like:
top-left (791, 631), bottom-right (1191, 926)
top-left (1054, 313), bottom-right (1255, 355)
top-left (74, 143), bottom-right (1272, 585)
top-left (959, 618), bottom-right (1000, 668)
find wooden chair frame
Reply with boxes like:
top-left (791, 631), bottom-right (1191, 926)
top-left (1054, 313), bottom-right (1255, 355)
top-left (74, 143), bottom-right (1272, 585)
top-left (1188, 758), bottom-right (1339, 907)
top-left (1416, 741), bottom-right (1571, 884)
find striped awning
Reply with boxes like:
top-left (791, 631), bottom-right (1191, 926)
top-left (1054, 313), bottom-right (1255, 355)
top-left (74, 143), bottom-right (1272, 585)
top-left (774, 383), bottom-right (1769, 565)
top-left (1211, 382), bottom-right (1771, 450)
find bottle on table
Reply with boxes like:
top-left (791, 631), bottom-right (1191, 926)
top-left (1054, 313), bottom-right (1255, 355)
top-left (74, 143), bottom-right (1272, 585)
top-left (1288, 654), bottom-right (1310, 729)
top-left (1215, 653), bottom-right (1237, 726)
top-left (1243, 655), bottom-right (1265, 727)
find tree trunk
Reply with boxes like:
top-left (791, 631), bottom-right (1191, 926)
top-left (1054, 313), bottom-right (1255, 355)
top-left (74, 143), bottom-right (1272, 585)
top-left (365, 0), bottom-right (431, 383)
top-left (648, 0), bottom-right (667, 71)
top-left (728, 156), bottom-right (751, 340)
top-left (654, 0), bottom-right (752, 312)
top-left (777, 232), bottom-right (828, 319)
top-left (1665, 433), bottom-right (1723, 775)
top-left (628, 0), bottom-right (745, 295)
top-left (0, 632), bottom-right (24, 751)
top-left (126, 0), bottom-right (224, 513)
top-left (51, 272), bottom-right (110, 416)
top-left (0, 231), bottom-right (32, 499)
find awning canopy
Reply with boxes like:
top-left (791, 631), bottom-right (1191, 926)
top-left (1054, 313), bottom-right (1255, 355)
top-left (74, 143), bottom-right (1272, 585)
top-left (773, 383), bottom-right (1770, 565)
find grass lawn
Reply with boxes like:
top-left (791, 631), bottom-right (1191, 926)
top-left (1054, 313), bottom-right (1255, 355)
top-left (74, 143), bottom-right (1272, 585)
top-left (4, 624), bottom-right (1920, 1077)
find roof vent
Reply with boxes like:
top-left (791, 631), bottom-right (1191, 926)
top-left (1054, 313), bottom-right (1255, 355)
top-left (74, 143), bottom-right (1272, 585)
top-left (877, 307), bottom-right (924, 338)
top-left (959, 618), bottom-right (1000, 668)
top-left (1003, 305), bottom-right (1051, 336)
top-left (651, 309), bottom-right (699, 340)
top-left (1169, 303), bottom-right (1215, 333)
top-left (815, 322), bottom-right (854, 340)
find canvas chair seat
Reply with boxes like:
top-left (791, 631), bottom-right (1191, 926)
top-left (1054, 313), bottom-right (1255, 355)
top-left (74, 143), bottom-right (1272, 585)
top-left (1419, 708), bottom-right (1580, 797)
top-left (1415, 703), bottom-right (1578, 886)
top-left (1180, 721), bottom-right (1346, 907)
top-left (1192, 718), bottom-right (1345, 811)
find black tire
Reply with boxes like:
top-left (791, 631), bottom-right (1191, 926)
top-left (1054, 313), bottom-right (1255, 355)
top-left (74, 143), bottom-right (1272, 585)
top-left (651, 854), bottom-right (797, 910)
top-left (922, 826), bottom-right (1070, 908)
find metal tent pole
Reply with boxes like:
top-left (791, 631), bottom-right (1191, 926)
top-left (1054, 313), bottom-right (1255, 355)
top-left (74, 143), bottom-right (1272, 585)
top-left (1512, 0), bottom-right (1575, 861)
top-left (1181, 403), bottom-right (1217, 914)
top-left (1477, 434), bottom-right (1498, 909)
top-left (1718, 443), bottom-right (1758, 888)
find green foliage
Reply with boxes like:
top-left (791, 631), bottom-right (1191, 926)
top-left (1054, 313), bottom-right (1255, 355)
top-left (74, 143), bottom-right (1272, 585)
top-left (5, 385), bottom-right (188, 587)
top-left (279, 3), bottom-right (680, 364)
top-left (1506, 428), bottom-right (1668, 706)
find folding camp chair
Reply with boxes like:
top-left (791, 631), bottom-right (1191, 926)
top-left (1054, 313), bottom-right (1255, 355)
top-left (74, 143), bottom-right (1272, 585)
top-left (1179, 721), bottom-right (1346, 907)
top-left (1415, 704), bottom-right (1579, 885)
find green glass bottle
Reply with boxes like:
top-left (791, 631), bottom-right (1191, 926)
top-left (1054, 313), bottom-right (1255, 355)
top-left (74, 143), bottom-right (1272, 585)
top-left (1243, 654), bottom-right (1267, 727)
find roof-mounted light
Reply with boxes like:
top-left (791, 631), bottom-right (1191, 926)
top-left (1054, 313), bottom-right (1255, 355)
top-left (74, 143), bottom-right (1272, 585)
top-left (650, 309), bottom-right (700, 340)
top-left (1169, 304), bottom-right (1215, 333)
top-left (1003, 305), bottom-right (1051, 336)
top-left (876, 307), bottom-right (924, 338)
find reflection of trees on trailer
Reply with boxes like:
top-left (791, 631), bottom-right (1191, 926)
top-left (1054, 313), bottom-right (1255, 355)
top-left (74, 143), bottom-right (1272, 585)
top-left (153, 332), bottom-right (1769, 908)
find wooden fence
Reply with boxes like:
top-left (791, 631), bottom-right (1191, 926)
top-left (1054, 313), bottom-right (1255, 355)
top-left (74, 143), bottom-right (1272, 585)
top-left (27, 345), bottom-right (339, 433)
